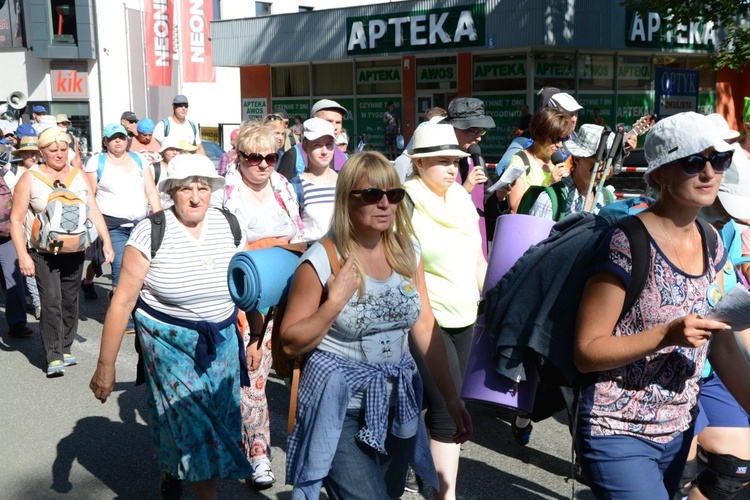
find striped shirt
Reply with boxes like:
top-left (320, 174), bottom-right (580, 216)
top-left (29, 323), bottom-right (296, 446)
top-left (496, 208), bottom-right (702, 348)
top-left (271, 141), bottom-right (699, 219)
top-left (127, 208), bottom-right (242, 322)
top-left (293, 175), bottom-right (336, 242)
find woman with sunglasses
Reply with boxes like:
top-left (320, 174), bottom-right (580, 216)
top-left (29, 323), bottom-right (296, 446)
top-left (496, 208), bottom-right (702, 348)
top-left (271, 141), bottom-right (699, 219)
top-left (224, 121), bottom-right (302, 489)
top-left (574, 112), bottom-right (750, 499)
top-left (402, 122), bottom-right (486, 500)
top-left (507, 107), bottom-right (575, 213)
top-left (291, 118), bottom-right (338, 242)
top-left (280, 151), bottom-right (471, 499)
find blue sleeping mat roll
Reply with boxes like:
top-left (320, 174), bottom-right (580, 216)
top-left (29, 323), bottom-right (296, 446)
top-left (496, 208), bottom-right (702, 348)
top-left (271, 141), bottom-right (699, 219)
top-left (227, 247), bottom-right (303, 311)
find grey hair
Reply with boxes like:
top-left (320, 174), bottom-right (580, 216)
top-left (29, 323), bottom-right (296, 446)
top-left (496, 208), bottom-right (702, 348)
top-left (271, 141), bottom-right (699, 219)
top-left (164, 175), bottom-right (216, 198)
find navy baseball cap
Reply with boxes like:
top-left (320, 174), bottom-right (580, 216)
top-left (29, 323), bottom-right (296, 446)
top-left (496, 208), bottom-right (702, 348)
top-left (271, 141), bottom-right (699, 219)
top-left (33, 105), bottom-right (47, 114)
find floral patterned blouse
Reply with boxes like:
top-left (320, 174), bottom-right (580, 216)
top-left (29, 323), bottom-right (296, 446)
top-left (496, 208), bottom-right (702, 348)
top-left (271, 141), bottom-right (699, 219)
top-left (578, 222), bottom-right (726, 443)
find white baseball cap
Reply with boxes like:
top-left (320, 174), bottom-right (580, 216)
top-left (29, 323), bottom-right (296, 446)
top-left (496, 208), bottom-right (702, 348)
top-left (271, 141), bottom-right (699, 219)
top-left (548, 93), bottom-right (583, 113)
top-left (718, 143), bottom-right (750, 220)
top-left (644, 112), bottom-right (732, 187)
top-left (303, 118), bottom-right (336, 141)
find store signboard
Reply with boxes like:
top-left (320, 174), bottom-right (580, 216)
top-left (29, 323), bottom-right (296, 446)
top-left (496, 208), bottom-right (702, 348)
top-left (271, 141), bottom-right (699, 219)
top-left (474, 61), bottom-right (526, 80)
top-left (618, 62), bottom-right (651, 80)
top-left (473, 93), bottom-right (526, 157)
top-left (535, 60), bottom-right (574, 79)
top-left (357, 67), bottom-right (401, 84)
top-left (578, 61), bottom-right (614, 79)
top-left (577, 94), bottom-right (615, 128)
top-left (654, 67), bottom-right (698, 116)
top-left (698, 92), bottom-right (716, 115)
top-left (625, 10), bottom-right (717, 50)
top-left (51, 63), bottom-right (89, 99)
top-left (417, 65), bottom-right (456, 82)
top-left (271, 100), bottom-right (311, 121)
top-left (346, 4), bottom-right (485, 55)
top-left (355, 97), bottom-right (401, 153)
top-left (243, 98), bottom-right (267, 121)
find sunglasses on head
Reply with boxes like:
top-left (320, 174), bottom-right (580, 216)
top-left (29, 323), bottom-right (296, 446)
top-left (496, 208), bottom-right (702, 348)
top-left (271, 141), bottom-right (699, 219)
top-left (350, 188), bottom-right (406, 204)
top-left (676, 150), bottom-right (733, 176)
top-left (239, 151), bottom-right (279, 166)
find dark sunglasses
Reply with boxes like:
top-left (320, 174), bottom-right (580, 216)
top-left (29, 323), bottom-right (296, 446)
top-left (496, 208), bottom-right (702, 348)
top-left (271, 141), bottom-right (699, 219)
top-left (677, 150), bottom-right (733, 176)
top-left (239, 151), bottom-right (279, 166)
top-left (551, 136), bottom-right (569, 144)
top-left (350, 188), bottom-right (406, 204)
top-left (465, 127), bottom-right (487, 137)
top-left (174, 103), bottom-right (189, 108)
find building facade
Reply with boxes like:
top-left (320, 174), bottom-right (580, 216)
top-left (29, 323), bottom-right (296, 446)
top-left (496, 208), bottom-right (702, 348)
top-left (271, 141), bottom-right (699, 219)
top-left (210, 0), bottom-right (750, 157)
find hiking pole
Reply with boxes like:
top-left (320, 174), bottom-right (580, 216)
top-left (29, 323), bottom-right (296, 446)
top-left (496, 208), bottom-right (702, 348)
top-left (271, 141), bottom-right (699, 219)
top-left (584, 133), bottom-right (610, 212)
top-left (593, 129), bottom-right (625, 209)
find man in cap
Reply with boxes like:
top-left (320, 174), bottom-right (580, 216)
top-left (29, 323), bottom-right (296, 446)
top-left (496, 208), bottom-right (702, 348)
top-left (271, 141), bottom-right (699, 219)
top-left (55, 113), bottom-right (82, 168)
top-left (271, 107), bottom-right (296, 151)
top-left (152, 95), bottom-right (205, 156)
top-left (31, 105), bottom-right (47, 124)
top-left (443, 98), bottom-right (492, 195)
top-left (276, 99), bottom-right (348, 180)
top-left (131, 118), bottom-right (160, 162)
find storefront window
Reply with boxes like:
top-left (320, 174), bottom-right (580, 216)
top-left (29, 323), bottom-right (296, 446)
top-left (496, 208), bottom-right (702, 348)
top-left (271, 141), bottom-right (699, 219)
top-left (416, 56), bottom-right (456, 91)
top-left (687, 58), bottom-right (717, 114)
top-left (355, 60), bottom-right (401, 95)
top-left (532, 52), bottom-right (575, 99)
top-left (617, 55), bottom-right (652, 91)
top-left (577, 55), bottom-right (614, 127)
top-left (313, 62), bottom-right (353, 96)
top-left (272, 65), bottom-right (309, 98)
top-left (472, 54), bottom-right (526, 92)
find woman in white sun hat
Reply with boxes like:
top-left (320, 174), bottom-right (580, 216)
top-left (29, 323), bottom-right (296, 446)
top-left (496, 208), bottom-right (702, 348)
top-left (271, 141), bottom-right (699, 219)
top-left (403, 121), bottom-right (486, 500)
top-left (574, 111), bottom-right (750, 499)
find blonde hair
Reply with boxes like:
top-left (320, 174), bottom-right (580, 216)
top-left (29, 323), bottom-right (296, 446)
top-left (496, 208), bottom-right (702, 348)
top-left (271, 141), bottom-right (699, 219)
top-left (37, 127), bottom-right (71, 150)
top-left (331, 151), bottom-right (417, 296)
top-left (234, 121), bottom-right (277, 154)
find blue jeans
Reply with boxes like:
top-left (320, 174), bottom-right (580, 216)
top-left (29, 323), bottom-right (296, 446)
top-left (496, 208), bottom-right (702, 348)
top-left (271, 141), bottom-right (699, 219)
top-left (109, 225), bottom-right (133, 287)
top-left (576, 429), bottom-right (694, 499)
top-left (323, 408), bottom-right (414, 500)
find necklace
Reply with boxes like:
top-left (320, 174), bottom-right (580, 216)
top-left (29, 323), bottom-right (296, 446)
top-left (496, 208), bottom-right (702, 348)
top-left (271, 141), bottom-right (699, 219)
top-left (655, 214), bottom-right (698, 274)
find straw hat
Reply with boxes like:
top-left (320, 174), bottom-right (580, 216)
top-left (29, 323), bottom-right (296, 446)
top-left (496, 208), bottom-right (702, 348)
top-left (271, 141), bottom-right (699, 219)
top-left (12, 136), bottom-right (39, 154)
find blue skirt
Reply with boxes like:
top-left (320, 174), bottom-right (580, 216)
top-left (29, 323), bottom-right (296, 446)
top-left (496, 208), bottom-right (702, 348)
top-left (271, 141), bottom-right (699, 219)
top-left (134, 308), bottom-right (253, 482)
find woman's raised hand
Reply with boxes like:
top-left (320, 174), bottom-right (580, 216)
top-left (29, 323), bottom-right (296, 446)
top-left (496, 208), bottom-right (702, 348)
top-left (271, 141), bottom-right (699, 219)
top-left (326, 256), bottom-right (361, 309)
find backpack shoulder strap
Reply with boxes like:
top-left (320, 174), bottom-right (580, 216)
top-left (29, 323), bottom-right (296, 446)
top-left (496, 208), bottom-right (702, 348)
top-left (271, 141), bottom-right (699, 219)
top-left (162, 118), bottom-right (170, 137)
top-left (28, 169), bottom-right (56, 189)
top-left (189, 121), bottom-right (198, 145)
top-left (152, 161), bottom-right (161, 185)
top-left (64, 167), bottom-right (81, 187)
top-left (545, 183), bottom-right (567, 220)
top-left (148, 210), bottom-right (167, 259)
top-left (128, 151), bottom-right (143, 169)
top-left (614, 216), bottom-right (651, 320)
top-left (696, 218), bottom-right (717, 263)
top-left (97, 153), bottom-right (106, 182)
top-left (217, 207), bottom-right (242, 247)
top-left (319, 237), bottom-right (340, 275)
top-left (516, 150), bottom-right (531, 168)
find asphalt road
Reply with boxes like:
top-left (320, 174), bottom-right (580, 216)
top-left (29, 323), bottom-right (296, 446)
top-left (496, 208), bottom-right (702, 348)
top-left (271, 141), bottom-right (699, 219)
top-left (2, 272), bottom-right (597, 500)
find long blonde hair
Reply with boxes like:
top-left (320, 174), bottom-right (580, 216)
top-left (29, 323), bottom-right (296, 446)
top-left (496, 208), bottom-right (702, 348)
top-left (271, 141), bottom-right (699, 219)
top-left (331, 151), bottom-right (417, 295)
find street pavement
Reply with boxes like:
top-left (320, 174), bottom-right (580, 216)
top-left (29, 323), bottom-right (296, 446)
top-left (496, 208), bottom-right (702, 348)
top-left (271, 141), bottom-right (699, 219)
top-left (2, 273), bottom-right (598, 500)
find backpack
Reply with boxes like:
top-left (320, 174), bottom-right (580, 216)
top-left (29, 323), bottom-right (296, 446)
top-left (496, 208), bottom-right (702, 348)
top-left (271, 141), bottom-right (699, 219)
top-left (483, 212), bottom-right (717, 387)
top-left (268, 237), bottom-right (340, 434)
top-left (0, 174), bottom-right (12, 238)
top-left (146, 207), bottom-right (242, 259)
top-left (28, 168), bottom-right (95, 254)
top-left (162, 118), bottom-right (198, 146)
top-left (97, 151), bottom-right (143, 182)
top-left (517, 181), bottom-right (615, 220)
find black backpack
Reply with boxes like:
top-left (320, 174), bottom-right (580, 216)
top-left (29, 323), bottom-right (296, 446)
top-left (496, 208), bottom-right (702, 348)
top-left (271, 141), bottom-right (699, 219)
top-left (147, 207), bottom-right (242, 258)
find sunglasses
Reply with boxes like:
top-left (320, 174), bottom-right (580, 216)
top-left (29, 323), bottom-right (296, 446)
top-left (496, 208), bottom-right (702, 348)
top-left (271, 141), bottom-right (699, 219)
top-left (350, 188), bottom-right (406, 204)
top-left (174, 103), bottom-right (188, 108)
top-left (465, 127), bottom-right (486, 137)
top-left (239, 151), bottom-right (279, 166)
top-left (264, 114), bottom-right (284, 122)
top-left (677, 150), bottom-right (733, 176)
top-left (551, 136), bottom-right (569, 144)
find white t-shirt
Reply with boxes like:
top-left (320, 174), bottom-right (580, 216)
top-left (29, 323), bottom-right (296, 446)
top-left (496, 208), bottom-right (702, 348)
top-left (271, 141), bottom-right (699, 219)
top-left (152, 116), bottom-right (202, 146)
top-left (84, 152), bottom-right (149, 221)
top-left (127, 208), bottom-right (242, 322)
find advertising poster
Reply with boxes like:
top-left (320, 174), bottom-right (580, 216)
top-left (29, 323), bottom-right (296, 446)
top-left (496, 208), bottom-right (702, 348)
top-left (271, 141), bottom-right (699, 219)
top-left (145, 0), bottom-right (173, 87)
top-left (243, 98), bottom-right (267, 121)
top-left (473, 93), bottom-right (527, 158)
top-left (271, 100), bottom-right (311, 122)
top-left (616, 92), bottom-right (653, 147)
top-left (577, 94), bottom-right (616, 130)
top-left (180, 0), bottom-right (215, 82)
top-left (355, 97), bottom-right (401, 153)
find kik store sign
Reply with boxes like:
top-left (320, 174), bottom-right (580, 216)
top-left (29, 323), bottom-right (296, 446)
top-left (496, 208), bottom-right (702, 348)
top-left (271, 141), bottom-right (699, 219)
top-left (347, 4), bottom-right (485, 55)
top-left (625, 10), bottom-right (717, 50)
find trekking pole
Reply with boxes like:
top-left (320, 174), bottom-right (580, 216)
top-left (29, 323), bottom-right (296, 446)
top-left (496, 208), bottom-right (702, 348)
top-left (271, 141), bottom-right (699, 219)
top-left (593, 130), bottom-right (624, 209)
top-left (584, 133), bottom-right (610, 211)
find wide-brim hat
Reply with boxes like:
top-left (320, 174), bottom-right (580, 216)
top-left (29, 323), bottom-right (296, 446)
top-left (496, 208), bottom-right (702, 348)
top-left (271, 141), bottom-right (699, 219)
top-left (405, 122), bottom-right (470, 158)
top-left (157, 154), bottom-right (224, 193)
top-left (718, 143), bottom-right (750, 220)
top-left (12, 136), bottom-right (39, 154)
top-left (644, 112), bottom-right (732, 187)
top-left (564, 124), bottom-right (614, 158)
top-left (444, 98), bottom-right (495, 130)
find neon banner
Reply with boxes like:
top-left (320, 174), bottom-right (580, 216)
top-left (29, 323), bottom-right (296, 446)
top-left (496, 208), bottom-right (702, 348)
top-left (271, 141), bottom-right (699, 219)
top-left (145, 0), bottom-right (173, 87)
top-left (181, 0), bottom-right (215, 83)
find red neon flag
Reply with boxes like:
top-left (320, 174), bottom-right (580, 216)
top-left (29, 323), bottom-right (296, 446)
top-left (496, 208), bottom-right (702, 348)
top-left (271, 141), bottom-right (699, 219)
top-left (180, 0), bottom-right (215, 83)
top-left (145, 0), bottom-right (173, 87)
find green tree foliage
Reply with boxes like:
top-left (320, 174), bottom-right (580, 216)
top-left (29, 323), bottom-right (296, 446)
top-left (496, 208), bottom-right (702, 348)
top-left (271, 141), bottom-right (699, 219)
top-left (621, 0), bottom-right (750, 69)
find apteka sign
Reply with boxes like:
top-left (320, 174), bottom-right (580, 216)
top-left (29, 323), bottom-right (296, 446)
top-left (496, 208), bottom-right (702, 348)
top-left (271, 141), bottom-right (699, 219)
top-left (346, 3), bottom-right (485, 55)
